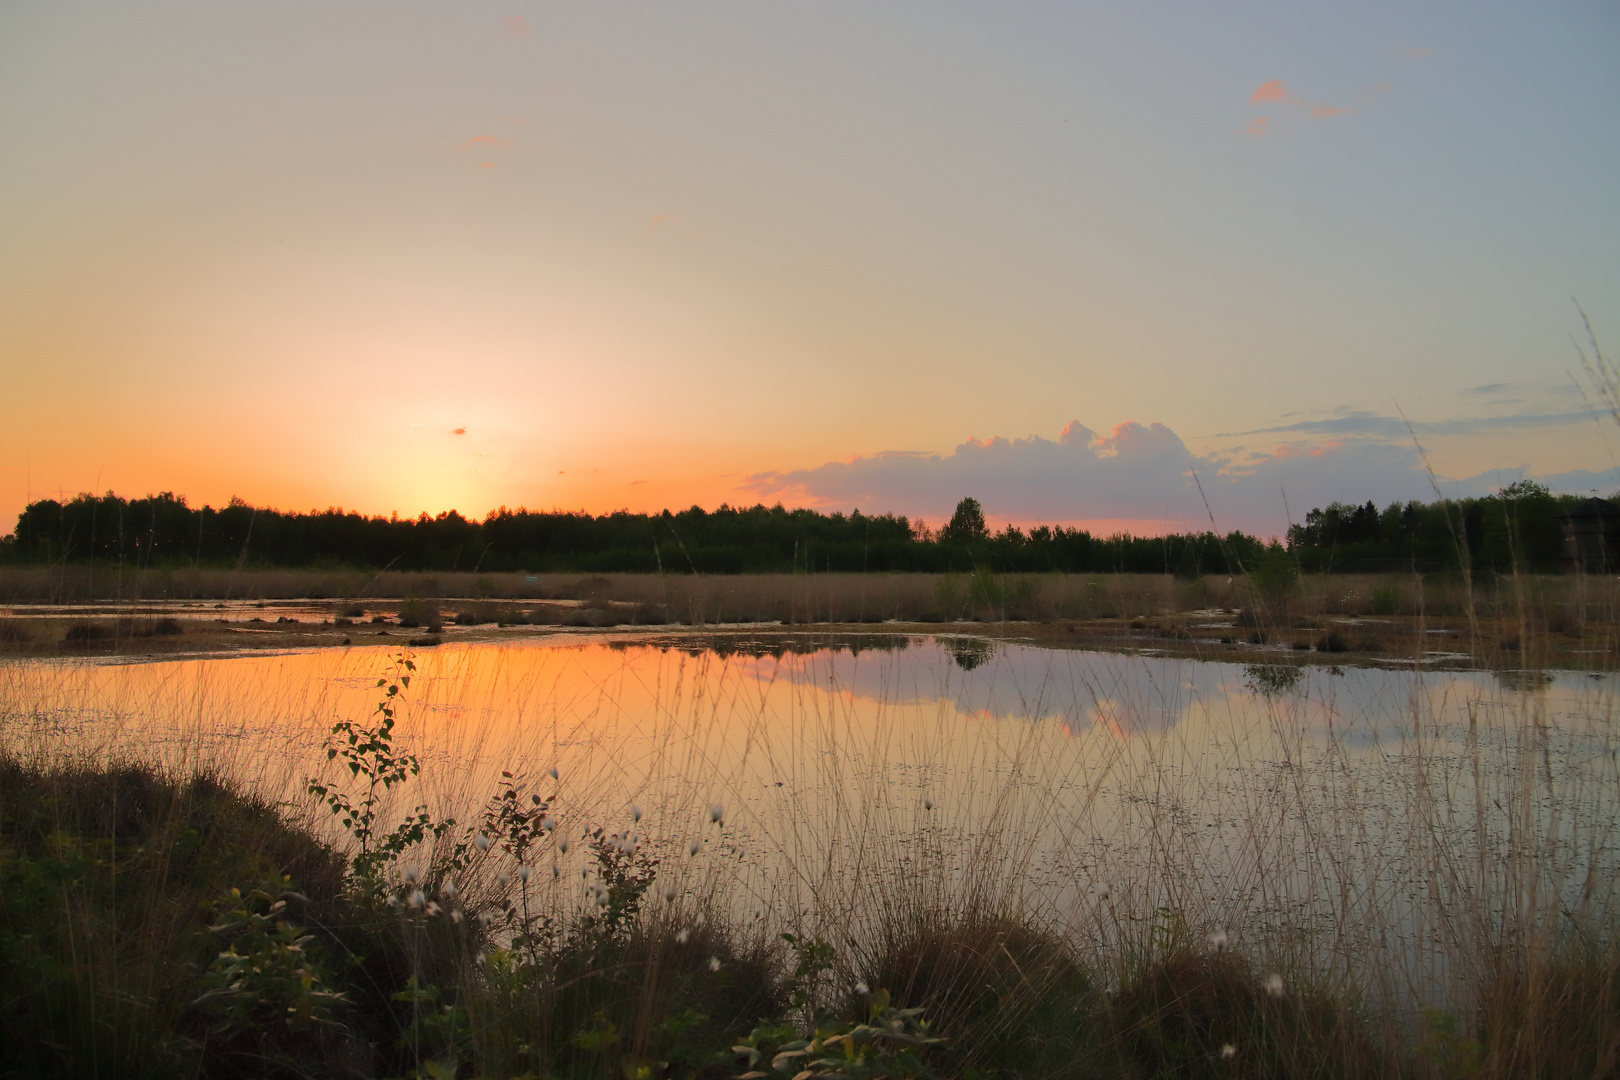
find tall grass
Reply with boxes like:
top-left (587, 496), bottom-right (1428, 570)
top-left (1, 581), bottom-right (1616, 1075)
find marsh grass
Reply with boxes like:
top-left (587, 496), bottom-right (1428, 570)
top-left (1, 558), bottom-right (1617, 1077)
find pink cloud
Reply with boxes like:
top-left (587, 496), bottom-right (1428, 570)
top-left (500, 15), bottom-right (530, 38)
top-left (1244, 116), bottom-right (1270, 137)
top-left (1249, 79), bottom-right (1292, 104)
top-left (1312, 106), bottom-right (1351, 118)
top-left (462, 135), bottom-right (506, 149)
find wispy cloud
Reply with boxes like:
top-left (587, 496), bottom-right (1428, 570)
top-left (1243, 116), bottom-right (1270, 138)
top-left (500, 14), bottom-right (530, 39)
top-left (1311, 105), bottom-right (1352, 118)
top-left (1249, 79), bottom-right (1293, 104)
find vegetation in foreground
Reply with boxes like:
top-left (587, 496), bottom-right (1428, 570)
top-left (3, 655), bottom-right (1617, 1079)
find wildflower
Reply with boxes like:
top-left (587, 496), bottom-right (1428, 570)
top-left (518, 865), bottom-right (532, 882)
top-left (707, 956), bottom-right (721, 972)
top-left (403, 867), bottom-right (420, 884)
top-left (676, 929), bottom-right (690, 944)
top-left (547, 767), bottom-right (559, 780)
top-left (425, 901), bottom-right (443, 916)
top-left (631, 804), bottom-right (643, 822)
top-left (474, 833), bottom-right (490, 852)
top-left (855, 981), bottom-right (869, 995)
top-left (689, 840), bottom-right (702, 856)
top-left (709, 803), bottom-right (725, 825)
top-left (408, 890), bottom-right (427, 909)
top-left (1265, 973), bottom-right (1284, 997)
top-left (1221, 1044), bottom-right (1237, 1059)
top-left (558, 837), bottom-right (570, 855)
top-left (1209, 929), bottom-right (1228, 952)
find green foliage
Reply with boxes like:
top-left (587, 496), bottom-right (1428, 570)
top-left (735, 989), bottom-right (945, 1080)
top-left (305, 653), bottom-right (454, 884)
top-left (193, 881), bottom-right (347, 1033)
top-left (1249, 542), bottom-right (1299, 612)
top-left (939, 498), bottom-right (989, 546)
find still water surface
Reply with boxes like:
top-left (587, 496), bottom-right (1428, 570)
top-left (3, 632), bottom-right (1615, 1001)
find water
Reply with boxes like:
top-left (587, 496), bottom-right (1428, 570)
top-left (3, 631), bottom-right (1615, 1008)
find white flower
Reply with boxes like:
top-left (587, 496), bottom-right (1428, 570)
top-left (408, 890), bottom-right (427, 909)
top-left (403, 867), bottom-right (420, 884)
top-left (1265, 973), bottom-right (1285, 997)
top-left (707, 956), bottom-right (721, 972)
top-left (631, 804), bottom-right (643, 822)
top-left (496, 871), bottom-right (509, 887)
top-left (855, 981), bottom-right (869, 995)
top-left (1221, 1044), bottom-right (1237, 1059)
top-left (558, 837), bottom-right (570, 855)
top-left (474, 833), bottom-right (490, 852)
top-left (542, 817), bottom-right (556, 832)
top-left (387, 894), bottom-right (402, 909)
top-left (518, 865), bottom-right (532, 882)
top-left (441, 880), bottom-right (458, 899)
top-left (695, 912), bottom-right (707, 928)
top-left (676, 929), bottom-right (690, 944)
top-left (1095, 882), bottom-right (1110, 899)
top-left (547, 767), bottom-right (559, 780)
top-left (709, 804), bottom-right (725, 824)
top-left (451, 910), bottom-right (463, 924)
top-left (425, 901), bottom-right (443, 916)
top-left (689, 840), bottom-right (702, 856)
top-left (1209, 929), bottom-right (1228, 952)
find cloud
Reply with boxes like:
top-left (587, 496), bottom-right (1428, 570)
top-left (500, 14), bottom-right (530, 38)
top-left (462, 135), bottom-right (507, 149)
top-left (742, 417), bottom-right (1615, 537)
top-left (1244, 116), bottom-right (1270, 137)
top-left (453, 427), bottom-right (467, 435)
top-left (1223, 407), bottom-right (1603, 440)
top-left (1249, 79), bottom-right (1292, 104)
top-left (1311, 105), bottom-right (1352, 118)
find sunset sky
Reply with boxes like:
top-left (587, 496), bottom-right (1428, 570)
top-left (3, 1), bottom-right (1617, 537)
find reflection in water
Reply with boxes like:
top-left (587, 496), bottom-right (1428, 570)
top-left (1, 632), bottom-right (1615, 1016)
top-left (1243, 663), bottom-right (1304, 698)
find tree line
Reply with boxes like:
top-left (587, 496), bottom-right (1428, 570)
top-left (0, 482), bottom-right (1587, 575)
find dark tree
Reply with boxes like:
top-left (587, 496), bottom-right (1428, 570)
top-left (939, 498), bottom-right (989, 544)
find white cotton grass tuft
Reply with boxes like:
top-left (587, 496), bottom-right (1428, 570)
top-left (923, 797), bottom-right (934, 810)
top-left (408, 889), bottom-right (427, 909)
top-left (709, 804), bottom-right (725, 824)
top-left (387, 894), bottom-right (402, 909)
top-left (558, 837), bottom-right (570, 855)
top-left (518, 865), bottom-right (532, 882)
top-left (676, 928), bottom-right (690, 944)
top-left (1265, 973), bottom-right (1285, 997)
top-left (496, 871), bottom-right (509, 887)
top-left (547, 767), bottom-right (559, 781)
top-left (707, 956), bottom-right (721, 972)
top-left (451, 910), bottom-right (463, 924)
top-left (1209, 929), bottom-right (1228, 952)
top-left (689, 840), bottom-right (702, 856)
top-left (441, 880), bottom-right (458, 900)
top-left (696, 912), bottom-right (707, 928)
top-left (664, 885), bottom-right (678, 902)
top-left (425, 901), bottom-right (443, 916)
top-left (542, 817), bottom-right (556, 832)
top-left (631, 804), bottom-right (643, 822)
top-left (1094, 882), bottom-right (1110, 899)
top-left (403, 867), bottom-right (420, 884)
top-left (1221, 1044), bottom-right (1237, 1059)
top-left (473, 833), bottom-right (489, 852)
top-left (855, 980), bottom-right (869, 995)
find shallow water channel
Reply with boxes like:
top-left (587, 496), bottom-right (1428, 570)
top-left (3, 631), bottom-right (1616, 1008)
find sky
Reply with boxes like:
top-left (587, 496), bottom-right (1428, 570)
top-left (2, 1), bottom-right (1618, 538)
